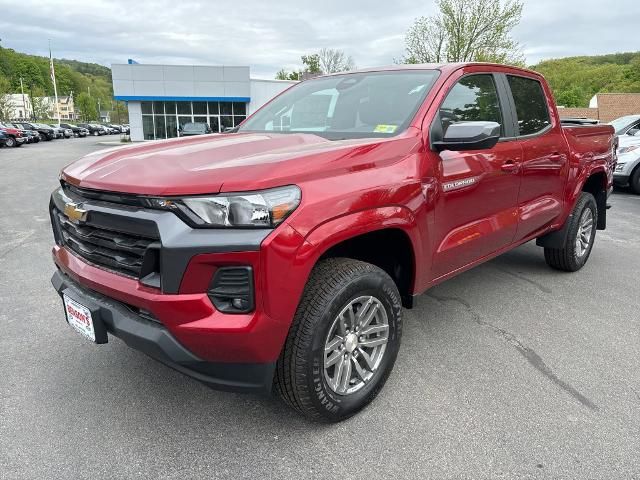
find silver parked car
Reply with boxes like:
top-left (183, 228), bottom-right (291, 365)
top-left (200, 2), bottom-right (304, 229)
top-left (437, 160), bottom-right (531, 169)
top-left (613, 131), bottom-right (640, 194)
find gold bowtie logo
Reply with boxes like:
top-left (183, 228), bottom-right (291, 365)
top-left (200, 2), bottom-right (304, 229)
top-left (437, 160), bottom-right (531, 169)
top-left (64, 202), bottom-right (88, 223)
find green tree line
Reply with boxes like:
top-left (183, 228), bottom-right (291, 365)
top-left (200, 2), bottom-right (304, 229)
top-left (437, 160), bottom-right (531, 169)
top-left (531, 52), bottom-right (640, 107)
top-left (0, 46), bottom-right (126, 121)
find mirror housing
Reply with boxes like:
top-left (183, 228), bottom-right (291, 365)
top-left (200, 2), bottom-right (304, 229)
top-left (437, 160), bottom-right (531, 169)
top-left (433, 121), bottom-right (501, 152)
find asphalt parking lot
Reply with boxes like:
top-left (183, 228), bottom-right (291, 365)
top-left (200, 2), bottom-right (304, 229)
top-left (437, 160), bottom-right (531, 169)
top-left (1, 138), bottom-right (639, 479)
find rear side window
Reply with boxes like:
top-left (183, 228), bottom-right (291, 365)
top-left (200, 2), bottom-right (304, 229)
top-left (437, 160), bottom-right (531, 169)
top-left (507, 75), bottom-right (551, 136)
top-left (439, 74), bottom-right (503, 136)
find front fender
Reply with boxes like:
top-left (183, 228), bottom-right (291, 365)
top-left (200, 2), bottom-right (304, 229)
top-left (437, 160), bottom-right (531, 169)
top-left (272, 206), bottom-right (425, 325)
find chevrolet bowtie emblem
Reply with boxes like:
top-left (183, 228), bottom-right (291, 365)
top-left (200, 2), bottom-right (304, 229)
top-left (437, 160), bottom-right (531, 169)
top-left (64, 202), bottom-right (88, 223)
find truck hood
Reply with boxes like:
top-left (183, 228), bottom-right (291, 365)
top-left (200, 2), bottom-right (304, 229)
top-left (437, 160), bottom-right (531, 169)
top-left (62, 132), bottom-right (416, 196)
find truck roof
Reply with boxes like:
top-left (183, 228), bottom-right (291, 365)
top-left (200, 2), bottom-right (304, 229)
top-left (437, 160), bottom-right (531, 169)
top-left (318, 62), bottom-right (542, 78)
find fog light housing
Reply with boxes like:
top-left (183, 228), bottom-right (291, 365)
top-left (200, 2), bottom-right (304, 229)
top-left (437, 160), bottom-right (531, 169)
top-left (207, 266), bottom-right (255, 313)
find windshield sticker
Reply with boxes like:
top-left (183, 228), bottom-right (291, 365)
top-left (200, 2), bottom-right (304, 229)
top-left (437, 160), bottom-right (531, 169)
top-left (373, 124), bottom-right (398, 134)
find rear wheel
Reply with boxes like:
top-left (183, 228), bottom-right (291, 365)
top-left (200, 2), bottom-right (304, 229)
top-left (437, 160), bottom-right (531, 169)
top-left (629, 166), bottom-right (640, 195)
top-left (274, 258), bottom-right (402, 422)
top-left (544, 192), bottom-right (597, 272)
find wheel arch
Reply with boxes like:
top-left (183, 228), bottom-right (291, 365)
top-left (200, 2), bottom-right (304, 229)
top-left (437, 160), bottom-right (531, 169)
top-left (292, 206), bottom-right (423, 311)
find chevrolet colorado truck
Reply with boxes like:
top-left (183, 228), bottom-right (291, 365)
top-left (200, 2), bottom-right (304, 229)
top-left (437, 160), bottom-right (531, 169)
top-left (50, 63), bottom-right (616, 422)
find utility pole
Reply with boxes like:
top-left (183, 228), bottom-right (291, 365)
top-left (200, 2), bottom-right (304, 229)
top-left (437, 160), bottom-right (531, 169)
top-left (19, 77), bottom-right (26, 120)
top-left (49, 40), bottom-right (61, 125)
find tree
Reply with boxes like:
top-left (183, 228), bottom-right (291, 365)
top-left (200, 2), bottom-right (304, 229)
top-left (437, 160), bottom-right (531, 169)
top-left (31, 87), bottom-right (50, 120)
top-left (275, 49), bottom-right (356, 80)
top-left (76, 92), bottom-right (98, 121)
top-left (404, 0), bottom-right (524, 66)
top-left (318, 48), bottom-right (355, 73)
top-left (0, 76), bottom-right (13, 121)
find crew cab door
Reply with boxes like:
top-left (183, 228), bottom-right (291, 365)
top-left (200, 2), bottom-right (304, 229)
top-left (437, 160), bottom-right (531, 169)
top-left (429, 72), bottom-right (523, 280)
top-left (502, 74), bottom-right (569, 241)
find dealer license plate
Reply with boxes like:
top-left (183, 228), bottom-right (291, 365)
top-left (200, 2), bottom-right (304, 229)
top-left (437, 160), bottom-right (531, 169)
top-left (63, 295), bottom-right (96, 342)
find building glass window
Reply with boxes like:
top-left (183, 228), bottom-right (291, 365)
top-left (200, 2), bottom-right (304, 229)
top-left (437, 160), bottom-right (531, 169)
top-left (220, 115), bottom-right (234, 131)
top-left (166, 115), bottom-right (178, 138)
top-left (154, 115), bottom-right (166, 140)
top-left (233, 102), bottom-right (246, 116)
top-left (193, 102), bottom-right (207, 115)
top-left (177, 102), bottom-right (192, 115)
top-left (142, 115), bottom-right (155, 140)
top-left (141, 100), bottom-right (249, 139)
top-left (153, 101), bottom-right (165, 116)
top-left (220, 102), bottom-right (233, 116)
top-left (165, 102), bottom-right (177, 116)
top-left (209, 116), bottom-right (220, 133)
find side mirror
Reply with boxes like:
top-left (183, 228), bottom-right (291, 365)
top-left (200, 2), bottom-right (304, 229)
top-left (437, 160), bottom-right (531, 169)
top-left (433, 121), bottom-right (501, 152)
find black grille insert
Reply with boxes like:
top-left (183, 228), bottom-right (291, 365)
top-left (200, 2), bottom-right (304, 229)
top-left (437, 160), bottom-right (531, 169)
top-left (54, 208), bottom-right (159, 279)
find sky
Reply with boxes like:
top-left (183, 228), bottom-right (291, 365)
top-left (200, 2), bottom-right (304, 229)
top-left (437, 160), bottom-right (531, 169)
top-left (0, 0), bottom-right (636, 78)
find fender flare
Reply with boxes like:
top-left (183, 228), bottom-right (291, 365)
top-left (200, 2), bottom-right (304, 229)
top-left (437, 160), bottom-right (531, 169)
top-left (279, 206), bottom-right (424, 322)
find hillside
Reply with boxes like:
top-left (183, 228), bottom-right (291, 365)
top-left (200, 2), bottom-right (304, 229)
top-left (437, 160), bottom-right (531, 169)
top-left (532, 52), bottom-right (640, 107)
top-left (0, 46), bottom-right (116, 119)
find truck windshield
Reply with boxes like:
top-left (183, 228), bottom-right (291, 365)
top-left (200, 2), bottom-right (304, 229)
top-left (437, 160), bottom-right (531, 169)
top-left (240, 70), bottom-right (439, 140)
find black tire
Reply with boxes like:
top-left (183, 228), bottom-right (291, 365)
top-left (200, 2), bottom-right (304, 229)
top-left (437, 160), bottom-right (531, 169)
top-left (629, 165), bottom-right (640, 195)
top-left (274, 258), bottom-right (403, 422)
top-left (544, 192), bottom-right (597, 272)
top-left (5, 137), bottom-right (16, 148)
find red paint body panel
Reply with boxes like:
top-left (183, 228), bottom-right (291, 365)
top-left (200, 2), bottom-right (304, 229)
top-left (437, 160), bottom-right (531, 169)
top-left (54, 63), bottom-right (615, 365)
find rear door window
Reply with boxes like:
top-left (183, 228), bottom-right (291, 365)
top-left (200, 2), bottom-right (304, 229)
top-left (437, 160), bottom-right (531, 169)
top-left (507, 75), bottom-right (551, 136)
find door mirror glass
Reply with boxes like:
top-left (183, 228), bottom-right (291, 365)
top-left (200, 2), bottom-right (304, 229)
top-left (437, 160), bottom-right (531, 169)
top-left (433, 121), bottom-right (501, 151)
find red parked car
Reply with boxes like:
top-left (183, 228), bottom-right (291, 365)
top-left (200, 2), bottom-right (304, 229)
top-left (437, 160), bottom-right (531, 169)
top-left (0, 122), bottom-right (26, 147)
top-left (50, 63), bottom-right (616, 422)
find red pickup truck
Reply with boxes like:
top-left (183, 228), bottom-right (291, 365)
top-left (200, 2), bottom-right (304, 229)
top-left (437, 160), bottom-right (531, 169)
top-left (50, 63), bottom-right (615, 422)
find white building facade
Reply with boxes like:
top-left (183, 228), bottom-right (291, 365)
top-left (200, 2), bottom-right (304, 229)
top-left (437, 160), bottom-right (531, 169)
top-left (2, 93), bottom-right (33, 120)
top-left (111, 63), bottom-right (296, 141)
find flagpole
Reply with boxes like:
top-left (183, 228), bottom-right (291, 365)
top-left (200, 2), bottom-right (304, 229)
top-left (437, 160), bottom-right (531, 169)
top-left (49, 40), bottom-right (61, 125)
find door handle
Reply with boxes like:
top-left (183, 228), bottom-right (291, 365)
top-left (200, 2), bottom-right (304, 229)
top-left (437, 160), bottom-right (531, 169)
top-left (501, 160), bottom-right (519, 173)
top-left (549, 152), bottom-right (563, 162)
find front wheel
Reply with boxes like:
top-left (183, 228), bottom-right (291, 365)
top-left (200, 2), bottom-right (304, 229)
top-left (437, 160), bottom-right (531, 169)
top-left (5, 137), bottom-right (16, 148)
top-left (629, 166), bottom-right (640, 195)
top-left (274, 258), bottom-right (403, 422)
top-left (544, 192), bottom-right (597, 272)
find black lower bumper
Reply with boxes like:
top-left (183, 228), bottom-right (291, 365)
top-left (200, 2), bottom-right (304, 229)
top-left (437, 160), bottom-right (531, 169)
top-left (51, 270), bottom-right (275, 394)
top-left (613, 175), bottom-right (629, 188)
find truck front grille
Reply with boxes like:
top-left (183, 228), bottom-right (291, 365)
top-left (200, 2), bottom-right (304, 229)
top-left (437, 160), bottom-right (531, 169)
top-left (53, 208), bottom-right (159, 279)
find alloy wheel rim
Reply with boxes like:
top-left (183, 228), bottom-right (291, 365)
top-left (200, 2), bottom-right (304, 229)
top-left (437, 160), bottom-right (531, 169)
top-left (323, 296), bottom-right (389, 395)
top-left (575, 208), bottom-right (594, 258)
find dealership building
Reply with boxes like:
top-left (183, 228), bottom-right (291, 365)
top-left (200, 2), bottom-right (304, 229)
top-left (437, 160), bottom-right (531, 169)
top-left (111, 63), bottom-right (296, 141)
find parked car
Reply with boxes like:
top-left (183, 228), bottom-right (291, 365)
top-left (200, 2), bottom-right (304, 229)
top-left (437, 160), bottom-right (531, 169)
top-left (0, 130), bottom-right (8, 147)
top-left (49, 63), bottom-right (615, 422)
top-left (613, 131), bottom-right (640, 193)
top-left (50, 124), bottom-right (73, 138)
top-left (78, 123), bottom-right (106, 136)
top-left (179, 122), bottom-right (212, 136)
top-left (0, 122), bottom-right (27, 147)
top-left (60, 123), bottom-right (89, 137)
top-left (11, 124), bottom-right (41, 143)
top-left (103, 125), bottom-right (119, 134)
top-left (608, 114), bottom-right (640, 136)
top-left (14, 122), bottom-right (55, 141)
top-left (47, 124), bottom-right (66, 139)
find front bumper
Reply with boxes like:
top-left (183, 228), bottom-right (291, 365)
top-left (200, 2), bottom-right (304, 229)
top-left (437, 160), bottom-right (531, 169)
top-left (51, 269), bottom-right (276, 393)
top-left (613, 173), bottom-right (630, 187)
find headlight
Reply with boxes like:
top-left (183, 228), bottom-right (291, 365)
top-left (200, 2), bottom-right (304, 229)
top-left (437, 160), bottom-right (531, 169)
top-left (147, 185), bottom-right (301, 228)
top-left (618, 145), bottom-right (639, 154)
